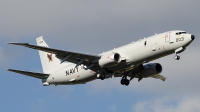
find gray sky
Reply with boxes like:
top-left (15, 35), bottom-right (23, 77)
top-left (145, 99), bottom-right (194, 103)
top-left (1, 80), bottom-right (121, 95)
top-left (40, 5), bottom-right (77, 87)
top-left (0, 0), bottom-right (200, 112)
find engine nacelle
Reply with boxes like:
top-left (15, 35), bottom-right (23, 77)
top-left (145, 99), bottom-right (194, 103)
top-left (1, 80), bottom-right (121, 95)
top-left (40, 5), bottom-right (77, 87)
top-left (99, 53), bottom-right (121, 67)
top-left (140, 63), bottom-right (162, 77)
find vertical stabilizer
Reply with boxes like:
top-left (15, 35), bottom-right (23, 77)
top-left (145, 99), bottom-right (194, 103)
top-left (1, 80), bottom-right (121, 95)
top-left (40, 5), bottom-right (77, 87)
top-left (36, 37), bottom-right (68, 73)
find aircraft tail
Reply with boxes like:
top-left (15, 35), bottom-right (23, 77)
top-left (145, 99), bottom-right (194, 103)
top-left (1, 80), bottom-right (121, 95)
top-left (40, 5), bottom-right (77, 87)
top-left (36, 37), bottom-right (68, 73)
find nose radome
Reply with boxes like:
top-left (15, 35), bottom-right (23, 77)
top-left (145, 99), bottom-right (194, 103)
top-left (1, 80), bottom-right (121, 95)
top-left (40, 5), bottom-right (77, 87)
top-left (191, 35), bottom-right (195, 40)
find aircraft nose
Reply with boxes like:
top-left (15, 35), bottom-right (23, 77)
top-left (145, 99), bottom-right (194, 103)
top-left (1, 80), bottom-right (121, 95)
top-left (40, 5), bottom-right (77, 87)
top-left (191, 35), bottom-right (195, 40)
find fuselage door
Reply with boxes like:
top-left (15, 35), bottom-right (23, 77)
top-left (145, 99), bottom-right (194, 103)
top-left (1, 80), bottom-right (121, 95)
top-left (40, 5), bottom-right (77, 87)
top-left (165, 32), bottom-right (171, 43)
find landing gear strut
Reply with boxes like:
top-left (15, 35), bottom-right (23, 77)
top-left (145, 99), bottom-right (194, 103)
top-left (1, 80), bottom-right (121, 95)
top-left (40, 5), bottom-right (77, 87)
top-left (174, 47), bottom-right (185, 60)
top-left (121, 76), bottom-right (130, 86)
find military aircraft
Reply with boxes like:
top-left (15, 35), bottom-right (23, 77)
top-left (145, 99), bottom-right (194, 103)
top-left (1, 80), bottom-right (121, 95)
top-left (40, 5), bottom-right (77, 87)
top-left (7, 30), bottom-right (195, 86)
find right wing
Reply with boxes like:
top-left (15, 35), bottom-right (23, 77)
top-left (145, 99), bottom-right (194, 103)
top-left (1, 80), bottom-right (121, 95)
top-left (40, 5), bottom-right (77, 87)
top-left (8, 69), bottom-right (49, 79)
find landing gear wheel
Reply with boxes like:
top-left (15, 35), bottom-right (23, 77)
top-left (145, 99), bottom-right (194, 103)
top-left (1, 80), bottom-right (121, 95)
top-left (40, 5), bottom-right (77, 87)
top-left (175, 55), bottom-right (180, 60)
top-left (121, 79), bottom-right (126, 85)
top-left (177, 56), bottom-right (180, 60)
top-left (121, 79), bottom-right (130, 86)
top-left (125, 80), bottom-right (130, 86)
top-left (100, 74), bottom-right (105, 80)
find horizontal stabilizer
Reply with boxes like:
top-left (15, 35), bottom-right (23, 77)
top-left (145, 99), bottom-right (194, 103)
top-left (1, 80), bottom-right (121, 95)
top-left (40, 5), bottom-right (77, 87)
top-left (8, 69), bottom-right (49, 79)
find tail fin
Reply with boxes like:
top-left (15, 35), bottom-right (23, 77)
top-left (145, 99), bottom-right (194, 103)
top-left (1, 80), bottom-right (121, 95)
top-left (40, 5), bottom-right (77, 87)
top-left (36, 36), bottom-right (68, 73)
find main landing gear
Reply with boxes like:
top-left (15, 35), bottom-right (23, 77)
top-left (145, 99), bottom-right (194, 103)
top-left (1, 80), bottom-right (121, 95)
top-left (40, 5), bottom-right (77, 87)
top-left (97, 74), bottom-right (105, 80)
top-left (121, 76), bottom-right (130, 86)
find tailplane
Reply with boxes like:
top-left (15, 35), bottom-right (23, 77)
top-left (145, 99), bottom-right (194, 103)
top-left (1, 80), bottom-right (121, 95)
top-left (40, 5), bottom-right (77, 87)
top-left (8, 69), bottom-right (49, 79)
top-left (36, 37), bottom-right (68, 73)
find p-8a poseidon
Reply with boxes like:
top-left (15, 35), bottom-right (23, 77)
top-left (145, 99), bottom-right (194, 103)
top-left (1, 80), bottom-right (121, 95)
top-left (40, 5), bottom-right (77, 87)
top-left (8, 30), bottom-right (195, 86)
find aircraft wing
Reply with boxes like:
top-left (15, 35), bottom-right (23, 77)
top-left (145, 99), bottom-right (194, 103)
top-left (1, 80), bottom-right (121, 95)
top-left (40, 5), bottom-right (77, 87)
top-left (8, 69), bottom-right (49, 79)
top-left (7, 43), bottom-right (101, 69)
top-left (150, 74), bottom-right (166, 81)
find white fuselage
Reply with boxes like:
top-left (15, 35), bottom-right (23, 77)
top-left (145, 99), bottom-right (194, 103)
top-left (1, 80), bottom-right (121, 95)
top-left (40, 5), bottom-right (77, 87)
top-left (46, 30), bottom-right (194, 85)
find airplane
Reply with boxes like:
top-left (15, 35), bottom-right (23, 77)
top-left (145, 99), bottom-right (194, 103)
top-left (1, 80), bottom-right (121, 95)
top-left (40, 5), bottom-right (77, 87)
top-left (7, 30), bottom-right (195, 86)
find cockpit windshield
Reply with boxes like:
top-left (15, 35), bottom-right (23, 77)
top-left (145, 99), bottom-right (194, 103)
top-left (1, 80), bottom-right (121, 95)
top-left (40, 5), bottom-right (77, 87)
top-left (176, 32), bottom-right (187, 35)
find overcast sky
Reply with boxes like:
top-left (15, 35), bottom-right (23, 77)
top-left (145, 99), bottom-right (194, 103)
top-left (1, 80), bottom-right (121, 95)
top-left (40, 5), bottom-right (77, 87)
top-left (1, 0), bottom-right (200, 112)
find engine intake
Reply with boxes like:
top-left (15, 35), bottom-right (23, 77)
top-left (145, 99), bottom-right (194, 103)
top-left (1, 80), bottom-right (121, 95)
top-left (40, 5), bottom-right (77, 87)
top-left (99, 53), bottom-right (121, 67)
top-left (140, 63), bottom-right (162, 77)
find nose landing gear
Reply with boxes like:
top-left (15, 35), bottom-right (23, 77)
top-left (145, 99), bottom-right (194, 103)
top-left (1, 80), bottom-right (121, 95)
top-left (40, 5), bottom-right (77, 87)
top-left (174, 54), bottom-right (180, 60)
top-left (174, 47), bottom-right (185, 60)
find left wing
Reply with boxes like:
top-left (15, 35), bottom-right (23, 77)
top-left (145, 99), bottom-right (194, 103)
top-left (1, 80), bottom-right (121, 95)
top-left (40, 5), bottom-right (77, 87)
top-left (7, 42), bottom-right (101, 70)
top-left (150, 74), bottom-right (166, 81)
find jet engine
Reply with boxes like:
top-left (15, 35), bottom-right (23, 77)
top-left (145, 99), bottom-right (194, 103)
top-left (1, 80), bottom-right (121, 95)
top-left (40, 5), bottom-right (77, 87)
top-left (140, 63), bottom-right (162, 77)
top-left (99, 53), bottom-right (121, 67)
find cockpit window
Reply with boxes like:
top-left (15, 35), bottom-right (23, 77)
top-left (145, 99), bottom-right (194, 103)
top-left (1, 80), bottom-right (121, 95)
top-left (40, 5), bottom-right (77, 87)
top-left (182, 32), bottom-right (187, 34)
top-left (176, 32), bottom-right (187, 35)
